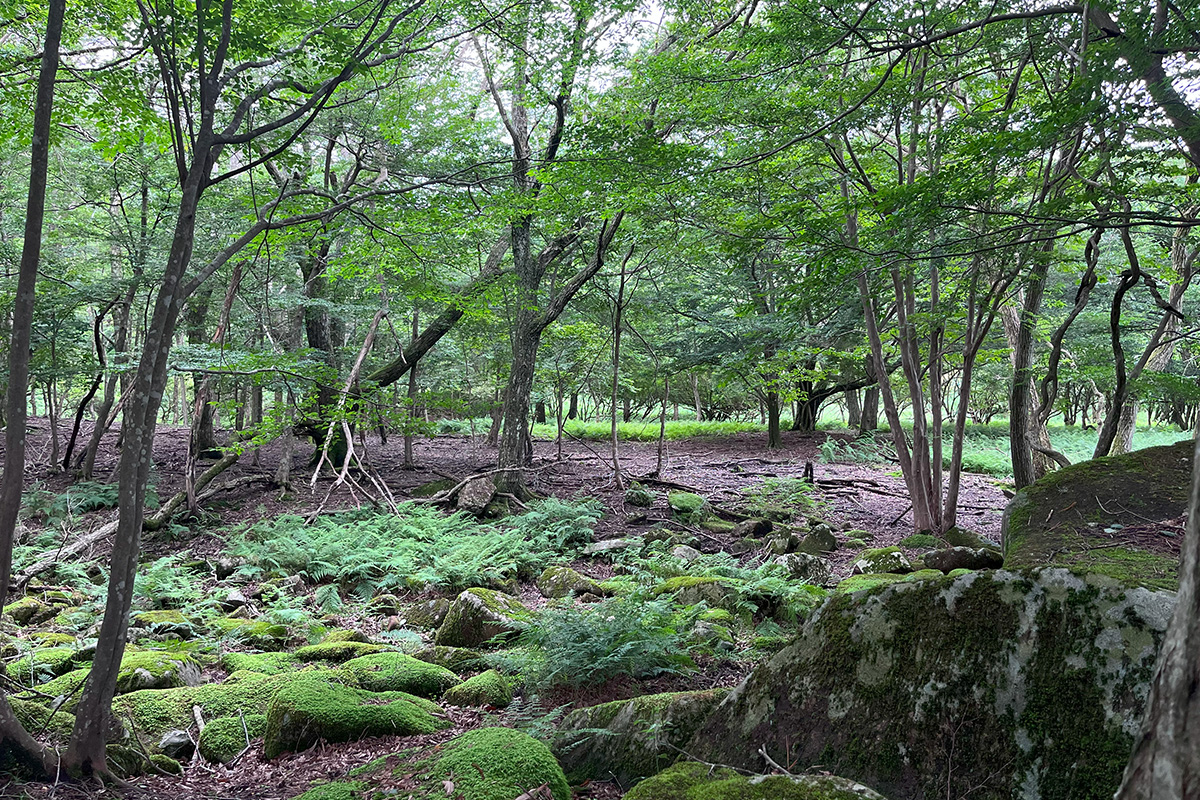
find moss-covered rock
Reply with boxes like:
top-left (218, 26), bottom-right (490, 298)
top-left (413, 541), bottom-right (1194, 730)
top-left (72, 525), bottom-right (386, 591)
top-left (320, 629), bottom-right (370, 644)
top-left (652, 576), bottom-right (739, 610)
top-left (833, 573), bottom-right (906, 594)
top-left (774, 553), bottom-right (832, 585)
top-left (29, 632), bottom-right (76, 647)
top-left (10, 697), bottom-right (75, 744)
top-left (411, 645), bottom-right (484, 672)
top-left (403, 597), bottom-right (451, 629)
top-left (113, 671), bottom-right (291, 743)
top-left (1000, 439), bottom-right (1193, 589)
top-left (536, 565), bottom-right (604, 599)
top-left (898, 533), bottom-right (942, 550)
top-left (213, 618), bottom-right (290, 650)
top-left (850, 546), bottom-right (912, 575)
top-left (198, 713), bottom-right (267, 763)
top-left (685, 568), bottom-right (1174, 800)
top-left (442, 669), bottom-right (512, 708)
top-left (150, 754), bottom-right (184, 775)
top-left (923, 546), bottom-right (1003, 573)
top-left (625, 483), bottom-right (654, 507)
top-left (901, 569), bottom-right (945, 583)
top-left (264, 673), bottom-right (445, 758)
top-left (337, 652), bottom-right (460, 697)
top-left (3, 596), bottom-right (55, 626)
top-left (132, 609), bottom-right (196, 638)
top-left (622, 762), bottom-right (888, 800)
top-left (668, 492), bottom-right (710, 523)
top-left (116, 651), bottom-right (202, 693)
top-left (293, 641), bottom-right (389, 662)
top-left (7, 646), bottom-right (82, 683)
top-left (291, 782), bottom-right (365, 800)
top-left (553, 689), bottom-right (729, 784)
top-left (435, 727), bottom-right (570, 800)
top-left (434, 588), bottom-right (530, 648)
top-left (21, 668), bottom-right (89, 711)
top-left (366, 593), bottom-right (403, 616)
top-left (220, 651), bottom-right (299, 675)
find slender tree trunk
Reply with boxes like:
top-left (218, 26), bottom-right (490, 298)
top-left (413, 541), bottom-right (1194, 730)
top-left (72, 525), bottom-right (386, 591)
top-left (404, 308), bottom-right (418, 468)
top-left (567, 391), bottom-right (578, 420)
top-left (1115, 433), bottom-right (1200, 800)
top-left (0, 0), bottom-right (64, 775)
top-left (845, 389), bottom-right (861, 428)
top-left (766, 389), bottom-right (782, 448)
top-left (691, 372), bottom-right (703, 421)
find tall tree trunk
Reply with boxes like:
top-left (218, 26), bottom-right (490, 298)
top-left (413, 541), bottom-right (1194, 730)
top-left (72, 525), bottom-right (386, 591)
top-left (845, 388), bottom-right (861, 428)
top-left (1115, 433), bottom-right (1200, 800)
top-left (403, 308), bottom-right (419, 469)
top-left (858, 386), bottom-right (879, 434)
top-left (766, 388), bottom-right (782, 448)
top-left (0, 0), bottom-right (65, 776)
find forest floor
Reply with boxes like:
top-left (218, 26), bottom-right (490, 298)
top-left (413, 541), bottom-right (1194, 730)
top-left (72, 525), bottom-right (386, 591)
top-left (4, 420), bottom-right (1012, 800)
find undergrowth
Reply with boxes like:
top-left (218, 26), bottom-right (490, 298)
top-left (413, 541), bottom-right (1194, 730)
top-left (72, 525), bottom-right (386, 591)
top-left (226, 499), bottom-right (601, 598)
top-left (530, 419), bottom-right (768, 442)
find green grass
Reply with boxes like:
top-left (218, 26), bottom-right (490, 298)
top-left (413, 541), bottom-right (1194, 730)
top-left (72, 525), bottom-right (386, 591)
top-left (949, 423), bottom-right (1193, 477)
top-left (531, 419), bottom-right (768, 441)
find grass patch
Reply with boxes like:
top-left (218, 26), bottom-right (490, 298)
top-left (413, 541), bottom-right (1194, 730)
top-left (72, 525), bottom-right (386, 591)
top-left (531, 419), bottom-right (767, 442)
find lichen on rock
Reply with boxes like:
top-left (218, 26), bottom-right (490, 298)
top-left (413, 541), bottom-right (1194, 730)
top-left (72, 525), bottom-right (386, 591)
top-left (434, 588), bottom-right (530, 648)
top-left (684, 568), bottom-right (1174, 800)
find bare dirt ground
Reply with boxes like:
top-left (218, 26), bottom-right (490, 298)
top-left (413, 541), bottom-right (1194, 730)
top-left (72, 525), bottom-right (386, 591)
top-left (3, 419), bottom-right (1011, 800)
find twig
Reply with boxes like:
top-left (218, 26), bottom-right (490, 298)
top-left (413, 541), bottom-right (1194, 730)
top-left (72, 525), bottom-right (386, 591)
top-left (758, 744), bottom-right (796, 776)
top-left (889, 504), bottom-right (913, 526)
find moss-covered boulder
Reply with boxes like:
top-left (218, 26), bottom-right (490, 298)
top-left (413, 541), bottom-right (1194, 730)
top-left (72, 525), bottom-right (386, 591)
top-left (536, 565), bottom-right (604, 599)
top-left (652, 576), bottom-right (739, 610)
top-left (411, 645), bottom-right (483, 672)
top-left (850, 546), bottom-right (912, 575)
top-left (685, 568), bottom-right (1173, 800)
top-left (553, 689), bottom-right (729, 784)
top-left (264, 674), bottom-right (445, 758)
top-left (116, 651), bottom-right (202, 693)
top-left (220, 651), bottom-right (299, 675)
top-left (403, 597), bottom-right (451, 629)
top-left (132, 609), bottom-right (196, 639)
top-left (623, 762), bottom-right (888, 800)
top-left (198, 713), bottom-right (268, 763)
top-left (337, 652), bottom-right (460, 697)
top-left (435, 727), bottom-right (570, 800)
top-left (213, 618), bottom-right (290, 650)
top-left (796, 527), bottom-right (838, 555)
top-left (3, 596), bottom-right (57, 626)
top-left (19, 668), bottom-right (89, 711)
top-left (292, 782), bottom-right (365, 800)
top-left (7, 646), bottom-right (83, 683)
top-left (1001, 438), bottom-right (1194, 590)
top-left (923, 546), bottom-right (1003, 573)
top-left (434, 588), bottom-right (530, 648)
top-left (442, 669), bottom-right (512, 708)
top-left (320, 629), bottom-right (370, 644)
top-left (294, 641), bottom-right (389, 662)
top-left (113, 671), bottom-right (291, 743)
top-left (625, 483), bottom-right (654, 507)
top-left (10, 697), bottom-right (75, 744)
top-left (774, 552), bottom-right (832, 585)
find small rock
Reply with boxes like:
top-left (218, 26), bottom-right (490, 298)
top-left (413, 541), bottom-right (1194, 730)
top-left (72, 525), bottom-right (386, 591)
top-left (212, 555), bottom-right (244, 580)
top-left (733, 519), bottom-right (773, 538)
top-left (158, 730), bottom-right (194, 761)
top-left (668, 491), bottom-right (710, 522)
top-left (584, 537), bottom-right (643, 555)
top-left (536, 566), bottom-right (604, 599)
top-left (624, 483), bottom-right (654, 507)
top-left (672, 545), bottom-right (704, 563)
top-left (456, 476), bottom-right (496, 515)
top-left (923, 546), bottom-right (1004, 573)
top-left (434, 588), bottom-right (530, 648)
top-left (221, 589), bottom-right (249, 612)
top-left (774, 553), bottom-right (832, 585)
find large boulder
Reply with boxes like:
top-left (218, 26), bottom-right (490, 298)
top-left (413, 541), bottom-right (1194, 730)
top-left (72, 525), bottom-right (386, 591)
top-left (850, 546), bottom-right (912, 575)
top-left (434, 588), bottom-right (530, 648)
top-left (1001, 438), bottom-right (1193, 589)
top-left (434, 727), bottom-right (570, 800)
top-left (536, 565), bottom-right (604, 599)
top-left (552, 689), bottom-right (728, 784)
top-left (685, 569), bottom-right (1173, 800)
top-left (116, 651), bottom-right (202, 693)
top-left (623, 762), bottom-right (889, 800)
top-left (442, 669), bottom-right (512, 708)
top-left (264, 674), bottom-right (445, 757)
top-left (923, 546), bottom-right (1003, 572)
top-left (456, 476), bottom-right (496, 515)
top-left (337, 652), bottom-right (460, 697)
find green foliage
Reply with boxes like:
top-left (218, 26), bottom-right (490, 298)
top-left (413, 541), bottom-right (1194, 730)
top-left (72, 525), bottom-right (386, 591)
top-left (495, 594), bottom-right (696, 693)
top-left (133, 555), bottom-right (204, 611)
top-left (227, 501), bottom-right (600, 596)
top-left (819, 437), bottom-right (889, 465)
top-left (737, 477), bottom-right (820, 521)
top-left (433, 727), bottom-right (571, 800)
top-left (530, 418), bottom-right (767, 441)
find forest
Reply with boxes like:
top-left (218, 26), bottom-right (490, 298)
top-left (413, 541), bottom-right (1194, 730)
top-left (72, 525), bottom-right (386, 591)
top-left (1, 0), bottom-right (1199, 797)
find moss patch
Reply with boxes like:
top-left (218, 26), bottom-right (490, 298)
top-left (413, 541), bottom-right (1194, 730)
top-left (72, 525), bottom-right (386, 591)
top-left (623, 762), bottom-right (887, 800)
top-left (833, 573), bottom-right (906, 594)
top-left (114, 671), bottom-right (291, 742)
top-left (213, 618), bottom-right (290, 650)
top-left (442, 670), bottom-right (512, 708)
top-left (435, 727), bottom-right (570, 800)
top-left (220, 651), bottom-right (299, 675)
top-left (264, 674), bottom-right (445, 758)
top-left (198, 714), bottom-right (267, 763)
top-left (434, 588), bottom-right (530, 649)
top-left (291, 782), bottom-right (365, 800)
top-left (294, 641), bottom-right (389, 662)
top-left (337, 652), bottom-right (460, 697)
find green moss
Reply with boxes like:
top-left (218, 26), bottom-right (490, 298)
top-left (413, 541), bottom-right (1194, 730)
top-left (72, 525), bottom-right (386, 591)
top-left (337, 652), bottom-right (460, 697)
top-left (321, 629), bottom-right (370, 644)
top-left (22, 668), bottom-right (89, 711)
top-left (434, 588), bottom-right (530, 649)
top-left (653, 576), bottom-right (731, 594)
top-left (946, 568), bottom-right (972, 577)
top-left (536, 565), bottom-right (604, 599)
top-left (133, 610), bottom-right (191, 627)
top-left (668, 492), bottom-right (709, 521)
top-left (114, 671), bottom-right (292, 741)
top-left (293, 641), bottom-right (389, 662)
top-left (899, 534), bottom-right (942, 550)
top-left (8, 646), bottom-right (80, 682)
top-left (443, 670), bottom-right (512, 708)
top-left (903, 569), bottom-right (945, 582)
top-left (833, 573), bottom-right (906, 594)
top-left (29, 632), bottom-right (76, 647)
top-left (213, 618), bottom-right (290, 650)
top-left (435, 727), bottom-right (570, 800)
top-left (10, 697), bottom-right (74, 743)
top-left (198, 714), bottom-right (268, 763)
top-left (411, 645), bottom-right (484, 672)
top-left (623, 762), bottom-right (881, 800)
top-left (264, 674), bottom-right (445, 758)
top-left (221, 651), bottom-right (299, 675)
top-left (150, 754), bottom-right (184, 775)
top-left (291, 782), bottom-right (365, 800)
top-left (3, 596), bottom-right (52, 626)
top-left (116, 651), bottom-right (200, 693)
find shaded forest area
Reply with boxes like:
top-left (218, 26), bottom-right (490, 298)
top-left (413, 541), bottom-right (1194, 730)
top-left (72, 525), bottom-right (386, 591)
top-left (1, 0), bottom-right (1200, 798)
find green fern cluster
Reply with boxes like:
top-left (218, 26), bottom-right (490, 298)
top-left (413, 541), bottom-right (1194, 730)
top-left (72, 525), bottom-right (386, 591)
top-left (227, 499), bottom-right (601, 599)
top-left (495, 593), bottom-right (697, 693)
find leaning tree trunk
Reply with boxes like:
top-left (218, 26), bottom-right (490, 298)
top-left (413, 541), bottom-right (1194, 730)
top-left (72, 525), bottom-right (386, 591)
top-left (0, 0), bottom-right (65, 777)
top-left (1115, 432), bottom-right (1200, 799)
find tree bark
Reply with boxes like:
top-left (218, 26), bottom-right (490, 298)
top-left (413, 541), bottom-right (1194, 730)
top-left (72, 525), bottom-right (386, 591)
top-left (0, 0), bottom-right (65, 777)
